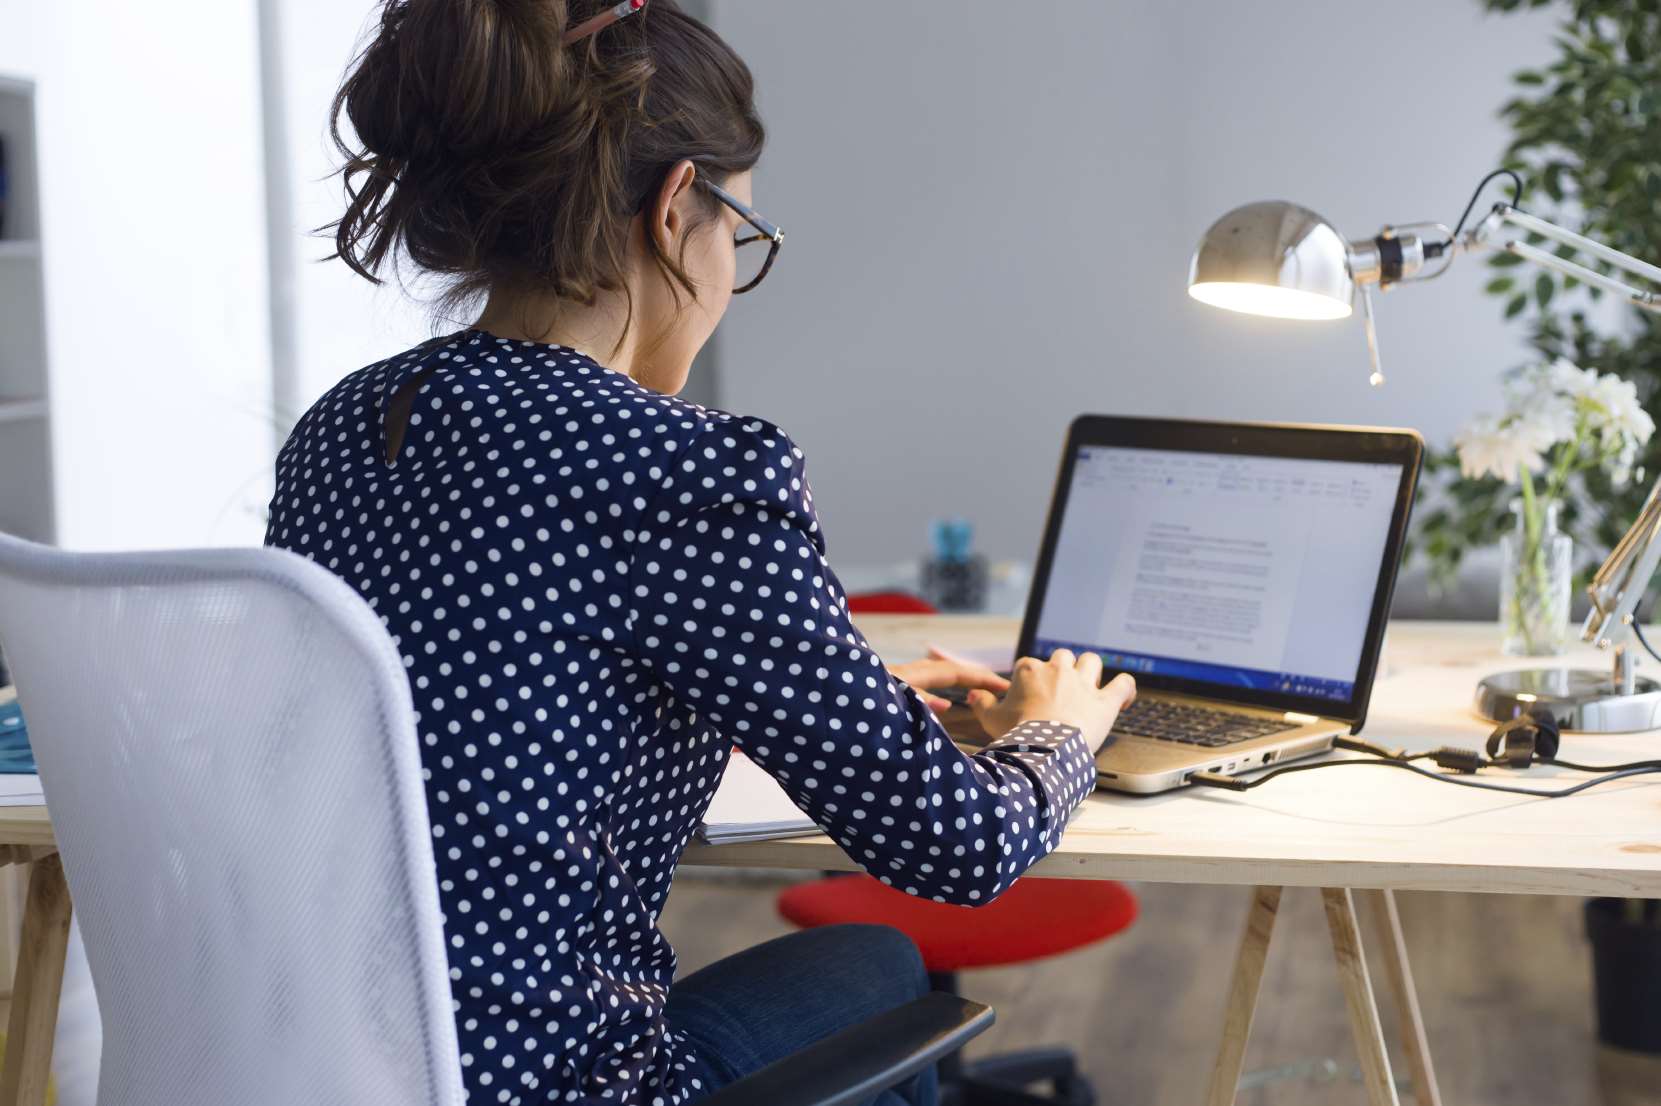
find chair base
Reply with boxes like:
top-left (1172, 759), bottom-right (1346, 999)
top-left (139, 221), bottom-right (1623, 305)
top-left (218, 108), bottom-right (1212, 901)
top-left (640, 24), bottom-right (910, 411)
top-left (939, 1048), bottom-right (1096, 1106)
top-left (932, 972), bottom-right (1097, 1106)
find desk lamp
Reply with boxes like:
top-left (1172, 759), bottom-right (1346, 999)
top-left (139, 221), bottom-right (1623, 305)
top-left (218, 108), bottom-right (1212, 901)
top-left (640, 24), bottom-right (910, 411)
top-left (1187, 170), bottom-right (1661, 732)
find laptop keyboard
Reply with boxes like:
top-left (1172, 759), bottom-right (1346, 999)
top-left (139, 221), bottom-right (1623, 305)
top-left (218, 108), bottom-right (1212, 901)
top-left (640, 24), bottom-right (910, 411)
top-left (1112, 699), bottom-right (1300, 747)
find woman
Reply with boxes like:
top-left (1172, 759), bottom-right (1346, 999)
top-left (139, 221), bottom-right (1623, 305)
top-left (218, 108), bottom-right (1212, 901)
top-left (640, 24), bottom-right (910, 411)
top-left (266, 2), bottom-right (1136, 1103)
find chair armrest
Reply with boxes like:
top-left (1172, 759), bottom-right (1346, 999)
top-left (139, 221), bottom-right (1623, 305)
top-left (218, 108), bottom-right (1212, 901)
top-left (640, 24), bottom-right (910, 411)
top-left (696, 991), bottom-right (994, 1106)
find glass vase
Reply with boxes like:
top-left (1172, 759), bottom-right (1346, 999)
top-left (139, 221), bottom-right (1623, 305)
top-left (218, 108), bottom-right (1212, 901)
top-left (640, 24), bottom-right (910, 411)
top-left (1499, 497), bottom-right (1572, 656)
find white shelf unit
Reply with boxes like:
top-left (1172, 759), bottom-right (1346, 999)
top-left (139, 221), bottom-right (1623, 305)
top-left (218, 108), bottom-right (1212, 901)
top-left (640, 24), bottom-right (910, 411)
top-left (0, 76), bottom-right (52, 543)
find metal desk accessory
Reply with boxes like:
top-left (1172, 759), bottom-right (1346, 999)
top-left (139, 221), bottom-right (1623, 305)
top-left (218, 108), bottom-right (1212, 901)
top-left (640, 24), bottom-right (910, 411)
top-left (1186, 169), bottom-right (1661, 733)
top-left (1186, 169), bottom-right (1661, 391)
top-left (1476, 477), bottom-right (1661, 732)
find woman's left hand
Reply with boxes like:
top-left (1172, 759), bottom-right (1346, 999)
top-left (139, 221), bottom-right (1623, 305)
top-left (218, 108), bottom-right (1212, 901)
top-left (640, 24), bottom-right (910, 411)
top-left (887, 646), bottom-right (1011, 713)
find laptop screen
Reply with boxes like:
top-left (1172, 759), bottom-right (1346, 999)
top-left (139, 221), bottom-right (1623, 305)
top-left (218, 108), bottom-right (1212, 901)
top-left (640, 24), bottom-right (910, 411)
top-left (1029, 444), bottom-right (1405, 706)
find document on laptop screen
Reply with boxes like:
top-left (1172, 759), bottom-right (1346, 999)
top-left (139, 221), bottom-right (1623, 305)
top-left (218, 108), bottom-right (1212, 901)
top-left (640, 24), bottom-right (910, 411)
top-left (1031, 446), bottom-right (1402, 703)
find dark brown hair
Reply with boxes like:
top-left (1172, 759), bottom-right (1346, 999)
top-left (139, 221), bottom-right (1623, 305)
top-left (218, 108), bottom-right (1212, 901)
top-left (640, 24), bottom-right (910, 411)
top-left (327, 0), bottom-right (764, 320)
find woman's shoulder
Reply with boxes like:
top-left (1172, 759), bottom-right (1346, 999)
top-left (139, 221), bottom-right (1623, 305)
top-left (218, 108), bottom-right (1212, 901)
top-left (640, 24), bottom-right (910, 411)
top-left (662, 403), bottom-right (807, 485)
top-left (607, 397), bottom-right (815, 540)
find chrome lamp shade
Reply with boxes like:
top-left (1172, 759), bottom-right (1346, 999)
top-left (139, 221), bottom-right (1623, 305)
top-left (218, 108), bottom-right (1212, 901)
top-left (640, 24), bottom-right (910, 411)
top-left (1187, 201), bottom-right (1355, 320)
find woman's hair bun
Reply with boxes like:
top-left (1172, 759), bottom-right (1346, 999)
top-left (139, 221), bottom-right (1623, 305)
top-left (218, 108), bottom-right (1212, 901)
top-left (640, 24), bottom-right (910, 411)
top-left (340, 0), bottom-right (584, 164)
top-left (328, 0), bottom-right (765, 318)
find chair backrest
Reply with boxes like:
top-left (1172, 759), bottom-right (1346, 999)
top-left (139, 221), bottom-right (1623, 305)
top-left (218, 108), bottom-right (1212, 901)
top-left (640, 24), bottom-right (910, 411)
top-left (0, 533), bottom-right (462, 1106)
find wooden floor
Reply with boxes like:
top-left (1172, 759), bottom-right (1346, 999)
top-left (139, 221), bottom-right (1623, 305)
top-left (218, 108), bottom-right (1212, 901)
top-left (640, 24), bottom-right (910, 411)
top-left (661, 873), bottom-right (1661, 1105)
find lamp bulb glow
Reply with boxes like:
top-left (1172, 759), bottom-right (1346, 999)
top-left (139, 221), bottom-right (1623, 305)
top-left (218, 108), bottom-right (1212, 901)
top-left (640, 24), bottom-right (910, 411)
top-left (1186, 281), bottom-right (1353, 321)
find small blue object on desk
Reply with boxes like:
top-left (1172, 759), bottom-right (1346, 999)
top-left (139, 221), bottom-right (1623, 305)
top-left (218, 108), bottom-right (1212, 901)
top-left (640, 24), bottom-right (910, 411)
top-left (922, 517), bottom-right (988, 612)
top-left (0, 697), bottom-right (37, 774)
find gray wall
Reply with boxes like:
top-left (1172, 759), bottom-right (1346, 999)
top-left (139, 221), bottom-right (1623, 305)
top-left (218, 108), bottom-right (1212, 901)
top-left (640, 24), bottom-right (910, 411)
top-left (268, 0), bottom-right (727, 414)
top-left (708, 1), bottom-right (1559, 564)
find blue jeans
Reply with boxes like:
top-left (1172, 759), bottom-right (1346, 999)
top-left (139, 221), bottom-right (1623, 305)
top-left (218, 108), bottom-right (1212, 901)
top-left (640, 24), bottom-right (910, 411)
top-left (669, 923), bottom-right (938, 1106)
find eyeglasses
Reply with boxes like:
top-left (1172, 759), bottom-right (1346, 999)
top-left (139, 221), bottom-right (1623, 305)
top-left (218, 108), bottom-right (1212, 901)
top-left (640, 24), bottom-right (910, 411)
top-left (699, 176), bottom-right (784, 294)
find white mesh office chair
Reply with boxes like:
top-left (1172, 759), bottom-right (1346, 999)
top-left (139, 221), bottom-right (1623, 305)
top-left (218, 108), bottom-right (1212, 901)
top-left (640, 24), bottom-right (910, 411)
top-left (0, 534), bottom-right (991, 1106)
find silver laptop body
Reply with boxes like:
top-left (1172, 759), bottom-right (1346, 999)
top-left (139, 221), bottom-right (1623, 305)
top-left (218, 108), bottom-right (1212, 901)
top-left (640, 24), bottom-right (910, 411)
top-left (1010, 416), bottom-right (1423, 795)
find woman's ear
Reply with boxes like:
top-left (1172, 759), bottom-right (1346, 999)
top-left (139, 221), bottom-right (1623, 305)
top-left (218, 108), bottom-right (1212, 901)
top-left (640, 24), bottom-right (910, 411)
top-left (648, 159), bottom-right (700, 252)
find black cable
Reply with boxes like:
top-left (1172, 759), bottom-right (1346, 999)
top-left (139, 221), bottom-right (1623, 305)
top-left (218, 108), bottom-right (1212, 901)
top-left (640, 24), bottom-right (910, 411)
top-left (1448, 168), bottom-right (1526, 244)
top-left (1633, 592), bottom-right (1661, 666)
top-left (1546, 755), bottom-right (1661, 772)
top-left (1333, 735), bottom-right (1435, 762)
top-left (1185, 663), bottom-right (1661, 796)
top-left (1634, 619), bottom-right (1661, 666)
top-left (1190, 755), bottom-right (1661, 797)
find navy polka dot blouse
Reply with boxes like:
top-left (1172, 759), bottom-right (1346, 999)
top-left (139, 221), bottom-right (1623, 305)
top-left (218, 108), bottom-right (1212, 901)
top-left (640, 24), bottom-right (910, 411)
top-left (265, 329), bottom-right (1097, 1104)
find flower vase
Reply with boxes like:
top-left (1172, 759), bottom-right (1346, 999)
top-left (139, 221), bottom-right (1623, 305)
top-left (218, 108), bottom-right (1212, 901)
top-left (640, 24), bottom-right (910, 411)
top-left (1499, 497), bottom-right (1572, 656)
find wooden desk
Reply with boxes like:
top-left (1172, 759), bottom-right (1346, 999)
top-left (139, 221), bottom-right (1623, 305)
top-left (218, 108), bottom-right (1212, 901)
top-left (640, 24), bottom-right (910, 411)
top-left (684, 618), bottom-right (1661, 1106)
top-left (2, 620), bottom-right (1657, 1105)
top-left (0, 825), bottom-right (66, 1106)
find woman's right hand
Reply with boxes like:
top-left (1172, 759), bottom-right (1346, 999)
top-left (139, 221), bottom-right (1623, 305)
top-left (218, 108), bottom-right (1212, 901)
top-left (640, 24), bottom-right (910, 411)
top-left (966, 649), bottom-right (1136, 754)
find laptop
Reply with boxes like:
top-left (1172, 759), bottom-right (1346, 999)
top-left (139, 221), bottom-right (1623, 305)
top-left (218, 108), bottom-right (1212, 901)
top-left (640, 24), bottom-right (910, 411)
top-left (963, 416), bottom-right (1422, 794)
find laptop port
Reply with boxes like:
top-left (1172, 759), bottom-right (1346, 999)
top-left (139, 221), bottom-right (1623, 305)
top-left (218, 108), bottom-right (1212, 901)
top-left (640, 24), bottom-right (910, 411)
top-left (1261, 752), bottom-right (1275, 764)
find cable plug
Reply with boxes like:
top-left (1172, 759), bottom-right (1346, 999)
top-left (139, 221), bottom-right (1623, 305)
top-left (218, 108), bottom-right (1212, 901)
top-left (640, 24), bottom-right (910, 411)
top-left (1187, 771), bottom-right (1249, 791)
top-left (1429, 746), bottom-right (1486, 774)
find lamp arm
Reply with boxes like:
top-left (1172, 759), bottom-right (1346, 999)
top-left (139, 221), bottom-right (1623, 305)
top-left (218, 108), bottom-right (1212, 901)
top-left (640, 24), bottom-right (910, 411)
top-left (1465, 205), bottom-right (1661, 313)
top-left (1497, 206), bottom-right (1661, 285)
top-left (1503, 240), bottom-right (1661, 307)
top-left (1583, 472), bottom-right (1661, 650)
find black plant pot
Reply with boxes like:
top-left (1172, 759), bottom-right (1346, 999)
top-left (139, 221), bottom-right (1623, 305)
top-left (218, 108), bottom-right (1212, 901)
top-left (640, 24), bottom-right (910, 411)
top-left (1587, 897), bottom-right (1661, 1054)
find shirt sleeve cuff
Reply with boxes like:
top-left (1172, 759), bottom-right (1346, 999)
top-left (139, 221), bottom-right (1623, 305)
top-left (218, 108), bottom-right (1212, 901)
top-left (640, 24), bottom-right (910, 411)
top-left (983, 719), bottom-right (1098, 851)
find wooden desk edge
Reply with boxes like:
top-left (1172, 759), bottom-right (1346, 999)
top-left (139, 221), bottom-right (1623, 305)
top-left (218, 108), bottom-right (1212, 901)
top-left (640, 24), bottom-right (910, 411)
top-left (680, 838), bottom-right (1661, 898)
top-left (6, 794), bottom-right (1657, 897)
top-left (0, 809), bottom-right (54, 851)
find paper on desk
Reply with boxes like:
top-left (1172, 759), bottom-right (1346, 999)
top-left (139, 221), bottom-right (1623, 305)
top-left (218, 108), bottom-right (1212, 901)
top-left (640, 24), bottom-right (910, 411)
top-left (697, 751), bottom-right (818, 844)
top-left (0, 774), bottom-right (43, 807)
top-left (925, 643), bottom-right (1016, 673)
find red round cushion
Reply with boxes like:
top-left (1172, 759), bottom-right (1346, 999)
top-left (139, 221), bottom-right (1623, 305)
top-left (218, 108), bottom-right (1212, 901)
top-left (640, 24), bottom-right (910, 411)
top-left (846, 591), bottom-right (939, 615)
top-left (777, 875), bottom-right (1138, 972)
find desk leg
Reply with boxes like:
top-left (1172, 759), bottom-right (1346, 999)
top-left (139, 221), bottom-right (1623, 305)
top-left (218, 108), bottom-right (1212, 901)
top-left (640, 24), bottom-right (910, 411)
top-left (1322, 887), bottom-right (1400, 1106)
top-left (1205, 885), bottom-right (1282, 1106)
top-left (0, 855), bottom-right (70, 1106)
top-left (1364, 889), bottom-right (1442, 1106)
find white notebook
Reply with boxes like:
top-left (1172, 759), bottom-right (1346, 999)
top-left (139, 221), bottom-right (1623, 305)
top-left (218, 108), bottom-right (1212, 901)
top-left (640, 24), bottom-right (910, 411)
top-left (698, 751), bottom-right (818, 844)
top-left (0, 774), bottom-right (43, 807)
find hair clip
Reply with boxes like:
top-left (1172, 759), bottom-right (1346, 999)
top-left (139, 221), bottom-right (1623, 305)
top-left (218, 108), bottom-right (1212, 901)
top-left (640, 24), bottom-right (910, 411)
top-left (562, 0), bottom-right (647, 46)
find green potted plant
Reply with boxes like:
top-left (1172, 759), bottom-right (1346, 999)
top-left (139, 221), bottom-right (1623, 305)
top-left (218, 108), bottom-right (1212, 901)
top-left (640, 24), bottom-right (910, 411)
top-left (1420, 0), bottom-right (1661, 583)
top-left (1451, 359), bottom-right (1651, 655)
top-left (1421, 0), bottom-right (1661, 1055)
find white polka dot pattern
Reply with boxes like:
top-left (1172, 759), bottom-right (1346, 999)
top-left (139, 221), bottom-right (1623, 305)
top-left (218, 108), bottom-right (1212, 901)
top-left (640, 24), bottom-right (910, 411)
top-left (265, 330), bottom-right (1098, 1104)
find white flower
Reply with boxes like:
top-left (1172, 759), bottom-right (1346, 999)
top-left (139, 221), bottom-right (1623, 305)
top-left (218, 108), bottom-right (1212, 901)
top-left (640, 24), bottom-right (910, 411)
top-left (1455, 415), bottom-right (1548, 481)
top-left (1456, 357), bottom-right (1654, 488)
top-left (1545, 356), bottom-right (1600, 398)
top-left (1586, 372), bottom-right (1655, 444)
top-left (1510, 360), bottom-right (1576, 436)
top-left (1522, 387), bottom-right (1579, 442)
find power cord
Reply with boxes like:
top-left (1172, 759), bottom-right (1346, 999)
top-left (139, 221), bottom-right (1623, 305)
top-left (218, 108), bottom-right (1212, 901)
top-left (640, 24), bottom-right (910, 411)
top-left (1448, 167), bottom-right (1526, 244)
top-left (1632, 596), bottom-right (1661, 666)
top-left (1185, 625), bottom-right (1661, 800)
top-left (1634, 619), bottom-right (1661, 665)
top-left (1188, 735), bottom-right (1661, 798)
top-left (1190, 760), bottom-right (1661, 798)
